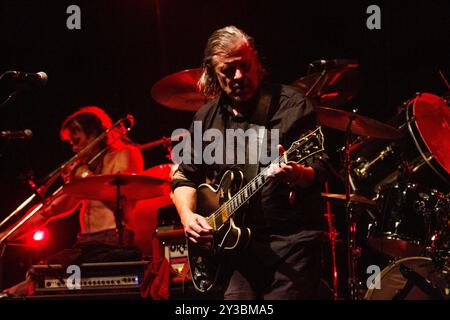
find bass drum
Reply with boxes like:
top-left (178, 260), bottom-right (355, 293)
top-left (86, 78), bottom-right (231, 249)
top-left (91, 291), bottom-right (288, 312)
top-left (365, 256), bottom-right (450, 300)
top-left (350, 93), bottom-right (450, 196)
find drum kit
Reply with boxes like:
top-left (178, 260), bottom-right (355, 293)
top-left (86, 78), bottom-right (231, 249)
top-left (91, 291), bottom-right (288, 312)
top-left (1, 61), bottom-right (449, 300)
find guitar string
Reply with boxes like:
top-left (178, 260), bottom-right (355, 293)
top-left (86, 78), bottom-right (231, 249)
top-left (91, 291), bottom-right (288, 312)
top-left (208, 128), bottom-right (323, 226)
top-left (207, 128), bottom-right (322, 227)
top-left (208, 154), bottom-right (283, 225)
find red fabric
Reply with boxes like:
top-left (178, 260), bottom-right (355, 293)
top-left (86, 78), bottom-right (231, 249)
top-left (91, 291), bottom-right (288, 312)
top-left (140, 258), bottom-right (174, 300)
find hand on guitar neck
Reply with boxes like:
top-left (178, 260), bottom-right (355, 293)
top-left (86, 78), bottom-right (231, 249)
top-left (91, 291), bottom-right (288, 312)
top-left (266, 144), bottom-right (316, 188)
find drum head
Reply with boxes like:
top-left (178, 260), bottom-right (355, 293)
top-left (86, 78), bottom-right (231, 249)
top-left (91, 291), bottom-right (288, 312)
top-left (409, 93), bottom-right (450, 185)
top-left (365, 256), bottom-right (450, 300)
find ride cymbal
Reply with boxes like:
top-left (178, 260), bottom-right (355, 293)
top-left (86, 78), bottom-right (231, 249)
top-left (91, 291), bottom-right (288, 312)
top-left (315, 106), bottom-right (402, 140)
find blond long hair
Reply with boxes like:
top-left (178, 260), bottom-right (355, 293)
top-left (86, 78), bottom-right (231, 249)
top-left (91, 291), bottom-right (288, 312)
top-left (198, 26), bottom-right (266, 98)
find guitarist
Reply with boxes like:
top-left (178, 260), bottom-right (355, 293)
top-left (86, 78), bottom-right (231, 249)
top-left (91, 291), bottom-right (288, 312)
top-left (172, 26), bottom-right (328, 299)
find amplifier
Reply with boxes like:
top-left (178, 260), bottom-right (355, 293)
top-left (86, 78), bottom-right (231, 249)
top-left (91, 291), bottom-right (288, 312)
top-left (30, 261), bottom-right (150, 295)
top-left (155, 228), bottom-right (190, 283)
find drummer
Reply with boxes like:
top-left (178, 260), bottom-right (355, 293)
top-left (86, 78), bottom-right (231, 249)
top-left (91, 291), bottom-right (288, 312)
top-left (0, 106), bottom-right (144, 297)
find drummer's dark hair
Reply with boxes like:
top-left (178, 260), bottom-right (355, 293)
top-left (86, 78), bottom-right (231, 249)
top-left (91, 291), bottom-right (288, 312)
top-left (60, 106), bottom-right (131, 149)
top-left (198, 26), bottom-right (266, 98)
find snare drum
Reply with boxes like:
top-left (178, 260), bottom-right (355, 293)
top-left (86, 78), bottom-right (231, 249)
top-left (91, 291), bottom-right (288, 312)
top-left (365, 256), bottom-right (450, 300)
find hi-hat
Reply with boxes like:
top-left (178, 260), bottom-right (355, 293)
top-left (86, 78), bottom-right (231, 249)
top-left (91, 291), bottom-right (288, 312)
top-left (151, 68), bottom-right (210, 111)
top-left (315, 106), bottom-right (402, 140)
top-left (63, 174), bottom-right (169, 201)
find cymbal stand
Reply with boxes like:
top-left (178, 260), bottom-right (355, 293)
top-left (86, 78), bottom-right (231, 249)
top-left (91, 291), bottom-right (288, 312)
top-left (110, 178), bottom-right (126, 245)
top-left (344, 110), bottom-right (362, 300)
top-left (324, 181), bottom-right (339, 300)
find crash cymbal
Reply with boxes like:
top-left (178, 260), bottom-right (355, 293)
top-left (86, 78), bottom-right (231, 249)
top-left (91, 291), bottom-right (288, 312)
top-left (151, 68), bottom-right (210, 111)
top-left (291, 67), bottom-right (362, 107)
top-left (321, 192), bottom-right (376, 206)
top-left (315, 106), bottom-right (402, 140)
top-left (63, 174), bottom-right (169, 201)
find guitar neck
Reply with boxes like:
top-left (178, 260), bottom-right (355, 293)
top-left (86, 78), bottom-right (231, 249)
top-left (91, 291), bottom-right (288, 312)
top-left (207, 163), bottom-right (274, 230)
top-left (206, 126), bottom-right (324, 231)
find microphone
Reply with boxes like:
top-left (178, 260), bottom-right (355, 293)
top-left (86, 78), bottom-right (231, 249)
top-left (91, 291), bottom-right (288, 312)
top-left (309, 59), bottom-right (359, 69)
top-left (1, 129), bottom-right (33, 139)
top-left (6, 71), bottom-right (48, 87)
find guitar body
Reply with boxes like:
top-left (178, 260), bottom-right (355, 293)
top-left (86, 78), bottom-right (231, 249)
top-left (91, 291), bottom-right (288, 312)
top-left (188, 169), bottom-right (251, 292)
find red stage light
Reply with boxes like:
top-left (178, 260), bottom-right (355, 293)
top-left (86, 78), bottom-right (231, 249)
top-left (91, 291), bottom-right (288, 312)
top-left (32, 229), bottom-right (48, 242)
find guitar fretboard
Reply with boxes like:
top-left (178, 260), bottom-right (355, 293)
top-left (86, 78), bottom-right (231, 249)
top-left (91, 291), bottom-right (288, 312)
top-left (206, 126), bottom-right (324, 231)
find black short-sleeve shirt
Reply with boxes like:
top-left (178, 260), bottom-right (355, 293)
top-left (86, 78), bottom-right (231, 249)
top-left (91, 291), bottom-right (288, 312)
top-left (172, 83), bottom-right (328, 237)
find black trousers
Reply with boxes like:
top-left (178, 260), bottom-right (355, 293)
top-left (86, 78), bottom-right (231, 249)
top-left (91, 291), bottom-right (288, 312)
top-left (224, 234), bottom-right (323, 300)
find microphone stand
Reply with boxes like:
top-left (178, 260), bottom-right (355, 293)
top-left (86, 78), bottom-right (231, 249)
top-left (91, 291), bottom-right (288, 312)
top-left (0, 90), bottom-right (22, 110)
top-left (0, 71), bottom-right (25, 110)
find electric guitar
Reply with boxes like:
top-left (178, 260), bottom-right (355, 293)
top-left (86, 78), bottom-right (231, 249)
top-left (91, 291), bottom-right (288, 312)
top-left (188, 126), bottom-right (325, 292)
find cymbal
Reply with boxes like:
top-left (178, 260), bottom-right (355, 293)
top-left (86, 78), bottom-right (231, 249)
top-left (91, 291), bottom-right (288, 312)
top-left (315, 106), bottom-right (402, 140)
top-left (143, 163), bottom-right (178, 182)
top-left (63, 174), bottom-right (169, 201)
top-left (151, 68), bottom-right (210, 111)
top-left (321, 192), bottom-right (376, 206)
top-left (291, 68), bottom-right (362, 107)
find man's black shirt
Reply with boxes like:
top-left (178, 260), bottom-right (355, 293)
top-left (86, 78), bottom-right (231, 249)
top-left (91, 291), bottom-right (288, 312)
top-left (172, 83), bottom-right (328, 239)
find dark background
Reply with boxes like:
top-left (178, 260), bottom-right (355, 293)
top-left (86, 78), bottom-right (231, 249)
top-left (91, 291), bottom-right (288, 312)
top-left (0, 0), bottom-right (449, 297)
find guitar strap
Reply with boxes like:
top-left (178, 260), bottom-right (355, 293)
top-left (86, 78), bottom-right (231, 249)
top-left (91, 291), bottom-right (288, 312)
top-left (210, 84), bottom-right (279, 182)
top-left (244, 84), bottom-right (279, 181)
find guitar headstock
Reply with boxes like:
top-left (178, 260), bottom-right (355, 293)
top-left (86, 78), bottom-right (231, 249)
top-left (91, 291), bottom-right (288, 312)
top-left (285, 126), bottom-right (325, 164)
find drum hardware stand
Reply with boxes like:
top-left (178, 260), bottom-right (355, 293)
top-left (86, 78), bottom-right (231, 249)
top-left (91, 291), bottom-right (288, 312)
top-left (305, 63), bottom-right (329, 101)
top-left (324, 181), bottom-right (339, 300)
top-left (109, 178), bottom-right (127, 245)
top-left (438, 69), bottom-right (450, 91)
top-left (397, 94), bottom-right (420, 113)
top-left (393, 264), bottom-right (444, 300)
top-left (343, 109), bottom-right (364, 300)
